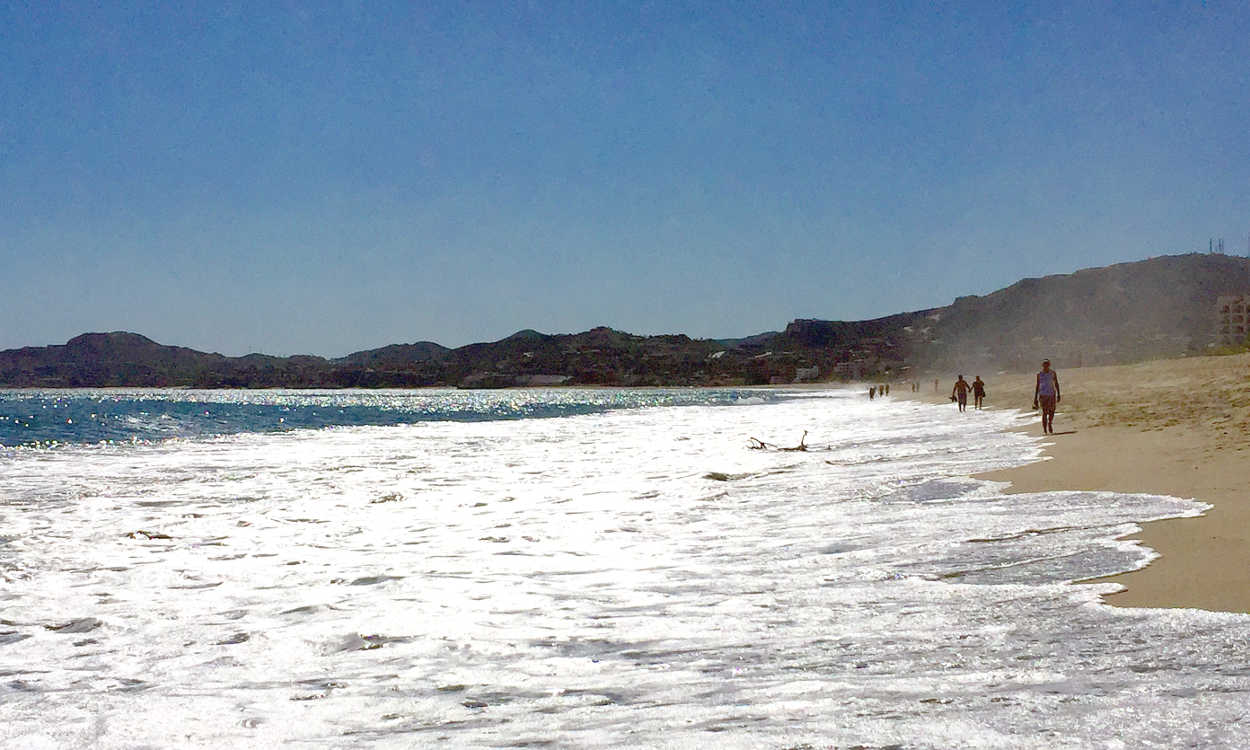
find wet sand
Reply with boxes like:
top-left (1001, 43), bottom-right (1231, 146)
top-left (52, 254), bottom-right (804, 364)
top-left (909, 353), bottom-right (1250, 612)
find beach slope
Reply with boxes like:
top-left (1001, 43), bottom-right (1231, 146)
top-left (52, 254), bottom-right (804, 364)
top-left (927, 353), bottom-right (1250, 612)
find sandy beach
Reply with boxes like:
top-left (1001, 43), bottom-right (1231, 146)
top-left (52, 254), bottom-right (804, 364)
top-left (908, 353), bottom-right (1250, 612)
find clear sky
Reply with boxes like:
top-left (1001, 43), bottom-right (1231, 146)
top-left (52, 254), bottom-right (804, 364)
top-left (3, 1), bottom-right (1248, 357)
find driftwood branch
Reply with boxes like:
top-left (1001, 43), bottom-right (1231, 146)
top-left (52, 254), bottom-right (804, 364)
top-left (748, 430), bottom-right (808, 451)
top-left (782, 430), bottom-right (809, 451)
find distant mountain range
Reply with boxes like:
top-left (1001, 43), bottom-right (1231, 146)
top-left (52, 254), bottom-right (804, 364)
top-left (3, 253), bottom-right (1248, 388)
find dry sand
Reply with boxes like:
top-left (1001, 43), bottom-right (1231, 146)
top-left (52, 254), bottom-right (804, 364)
top-left (907, 353), bottom-right (1250, 613)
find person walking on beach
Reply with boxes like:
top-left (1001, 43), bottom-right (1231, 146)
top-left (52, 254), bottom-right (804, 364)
top-left (951, 375), bottom-right (971, 412)
top-left (971, 376), bottom-right (986, 410)
top-left (1033, 360), bottom-right (1060, 434)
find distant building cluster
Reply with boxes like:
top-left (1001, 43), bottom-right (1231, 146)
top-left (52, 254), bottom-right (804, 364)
top-left (794, 366), bottom-right (820, 382)
top-left (1217, 295), bottom-right (1250, 345)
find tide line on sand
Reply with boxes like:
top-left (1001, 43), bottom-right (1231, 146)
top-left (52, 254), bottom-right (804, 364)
top-left (904, 352), bottom-right (1250, 613)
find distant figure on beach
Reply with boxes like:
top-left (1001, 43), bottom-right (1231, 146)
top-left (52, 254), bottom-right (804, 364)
top-left (884, 383), bottom-right (890, 395)
top-left (951, 375), bottom-right (970, 412)
top-left (1033, 360), bottom-right (1061, 434)
top-left (971, 376), bottom-right (986, 410)
top-left (868, 386), bottom-right (875, 400)
top-left (934, 378), bottom-right (939, 393)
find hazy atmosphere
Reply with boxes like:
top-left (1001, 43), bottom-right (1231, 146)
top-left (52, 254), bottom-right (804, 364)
top-left (4, 1), bottom-right (1248, 356)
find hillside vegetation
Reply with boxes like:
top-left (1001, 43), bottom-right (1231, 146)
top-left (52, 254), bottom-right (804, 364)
top-left (2, 254), bottom-right (1246, 388)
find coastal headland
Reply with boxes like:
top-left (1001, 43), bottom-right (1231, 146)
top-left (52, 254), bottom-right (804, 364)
top-left (5, 253), bottom-right (1250, 389)
top-left (914, 353), bottom-right (1250, 613)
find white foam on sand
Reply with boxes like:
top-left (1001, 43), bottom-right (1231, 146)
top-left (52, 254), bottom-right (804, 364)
top-left (1, 389), bottom-right (1245, 748)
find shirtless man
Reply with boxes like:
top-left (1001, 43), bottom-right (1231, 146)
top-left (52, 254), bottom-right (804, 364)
top-left (951, 375), bottom-right (971, 412)
top-left (971, 376), bottom-right (986, 410)
top-left (1033, 360), bottom-right (1061, 434)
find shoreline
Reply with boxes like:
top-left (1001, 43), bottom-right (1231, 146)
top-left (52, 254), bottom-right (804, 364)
top-left (905, 354), bottom-right (1250, 613)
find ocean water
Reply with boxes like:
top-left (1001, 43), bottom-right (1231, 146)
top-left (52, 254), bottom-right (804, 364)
top-left (1, 387), bottom-right (1248, 749)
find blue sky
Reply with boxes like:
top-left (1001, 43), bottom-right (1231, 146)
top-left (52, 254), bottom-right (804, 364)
top-left (3, 1), bottom-right (1248, 356)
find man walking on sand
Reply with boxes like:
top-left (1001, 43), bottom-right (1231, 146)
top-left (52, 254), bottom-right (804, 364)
top-left (951, 375), bottom-right (971, 412)
top-left (971, 376), bottom-right (986, 410)
top-left (1033, 359), bottom-right (1060, 434)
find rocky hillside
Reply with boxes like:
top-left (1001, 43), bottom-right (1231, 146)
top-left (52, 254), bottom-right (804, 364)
top-left (1, 253), bottom-right (1246, 387)
top-left (0, 328), bottom-right (782, 388)
top-left (0, 333), bottom-right (344, 388)
top-left (915, 253), bottom-right (1250, 371)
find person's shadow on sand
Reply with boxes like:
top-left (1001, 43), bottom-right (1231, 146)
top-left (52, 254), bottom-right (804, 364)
top-left (1049, 430), bottom-right (1078, 436)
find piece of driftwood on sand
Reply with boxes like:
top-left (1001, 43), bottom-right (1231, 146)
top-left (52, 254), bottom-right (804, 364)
top-left (747, 431), bottom-right (808, 452)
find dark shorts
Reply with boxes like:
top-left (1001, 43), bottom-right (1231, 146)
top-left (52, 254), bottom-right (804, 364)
top-left (1038, 394), bottom-right (1057, 412)
top-left (957, 393), bottom-right (967, 405)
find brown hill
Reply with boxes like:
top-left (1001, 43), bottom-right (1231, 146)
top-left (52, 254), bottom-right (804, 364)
top-left (1, 253), bottom-right (1245, 387)
top-left (916, 253), bottom-right (1250, 371)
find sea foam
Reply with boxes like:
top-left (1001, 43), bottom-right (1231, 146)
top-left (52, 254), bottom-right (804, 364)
top-left (0, 388), bottom-right (1244, 748)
